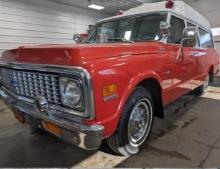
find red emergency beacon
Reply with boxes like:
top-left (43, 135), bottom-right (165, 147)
top-left (166, 0), bottom-right (174, 9)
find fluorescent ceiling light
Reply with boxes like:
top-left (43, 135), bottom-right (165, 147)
top-left (211, 27), bottom-right (220, 36)
top-left (88, 4), bottom-right (104, 10)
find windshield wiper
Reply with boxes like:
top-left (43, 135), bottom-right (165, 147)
top-left (107, 38), bottom-right (135, 43)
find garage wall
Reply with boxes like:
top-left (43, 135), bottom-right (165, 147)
top-left (214, 36), bottom-right (220, 54)
top-left (215, 43), bottom-right (220, 53)
top-left (0, 0), bottom-right (109, 55)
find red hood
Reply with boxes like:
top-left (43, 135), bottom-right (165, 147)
top-left (0, 42), bottom-right (163, 67)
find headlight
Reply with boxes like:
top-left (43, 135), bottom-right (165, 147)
top-left (59, 77), bottom-right (83, 110)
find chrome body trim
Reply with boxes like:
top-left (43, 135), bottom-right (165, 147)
top-left (0, 62), bottom-right (95, 120)
top-left (0, 86), bottom-right (103, 150)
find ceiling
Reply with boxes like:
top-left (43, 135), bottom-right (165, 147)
top-left (47, 0), bottom-right (166, 14)
top-left (47, 0), bottom-right (196, 15)
top-left (47, 0), bottom-right (220, 31)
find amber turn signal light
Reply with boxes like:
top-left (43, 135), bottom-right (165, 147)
top-left (103, 84), bottom-right (118, 98)
top-left (42, 121), bottom-right (61, 137)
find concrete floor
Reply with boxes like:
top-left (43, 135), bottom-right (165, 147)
top-left (1, 78), bottom-right (220, 168)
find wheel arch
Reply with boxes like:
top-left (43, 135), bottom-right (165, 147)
top-left (137, 78), bottom-right (164, 118)
top-left (117, 73), bottom-right (164, 123)
top-left (103, 72), bottom-right (165, 138)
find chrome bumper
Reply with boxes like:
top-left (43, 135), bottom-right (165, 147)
top-left (0, 86), bottom-right (104, 150)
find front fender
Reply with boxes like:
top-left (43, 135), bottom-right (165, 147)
top-left (116, 70), bottom-right (163, 117)
top-left (89, 69), bottom-right (163, 138)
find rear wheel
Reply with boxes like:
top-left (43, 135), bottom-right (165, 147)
top-left (204, 74), bottom-right (210, 91)
top-left (193, 74), bottom-right (210, 96)
top-left (107, 86), bottom-right (154, 156)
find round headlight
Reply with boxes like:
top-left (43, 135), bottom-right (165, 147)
top-left (60, 78), bottom-right (82, 108)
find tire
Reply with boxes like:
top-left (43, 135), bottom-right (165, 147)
top-left (107, 86), bottom-right (154, 156)
top-left (193, 74), bottom-right (210, 96)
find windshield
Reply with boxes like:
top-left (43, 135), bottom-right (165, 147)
top-left (86, 13), bottom-right (167, 44)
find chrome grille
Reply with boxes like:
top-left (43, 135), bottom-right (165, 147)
top-left (0, 68), bottom-right (61, 104)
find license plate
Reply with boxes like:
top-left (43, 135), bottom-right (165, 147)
top-left (42, 121), bottom-right (61, 137)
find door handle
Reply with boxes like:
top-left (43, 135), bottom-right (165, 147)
top-left (191, 51), bottom-right (199, 56)
top-left (163, 70), bottom-right (171, 75)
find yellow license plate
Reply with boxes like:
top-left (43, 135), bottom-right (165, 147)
top-left (42, 121), bottom-right (61, 137)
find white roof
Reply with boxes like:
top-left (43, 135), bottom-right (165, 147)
top-left (99, 1), bottom-right (211, 30)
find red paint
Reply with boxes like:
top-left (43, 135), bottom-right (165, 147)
top-left (1, 41), bottom-right (219, 137)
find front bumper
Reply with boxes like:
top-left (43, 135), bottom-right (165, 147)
top-left (0, 86), bottom-right (104, 150)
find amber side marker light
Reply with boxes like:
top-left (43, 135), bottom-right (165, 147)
top-left (103, 84), bottom-right (118, 101)
top-left (42, 121), bottom-right (61, 137)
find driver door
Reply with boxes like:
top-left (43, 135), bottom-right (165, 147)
top-left (168, 15), bottom-right (194, 102)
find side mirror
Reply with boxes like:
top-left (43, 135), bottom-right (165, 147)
top-left (160, 21), bottom-right (171, 37)
top-left (176, 27), bottom-right (198, 60)
top-left (182, 27), bottom-right (198, 47)
top-left (73, 34), bottom-right (81, 44)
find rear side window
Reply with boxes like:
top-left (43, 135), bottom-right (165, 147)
top-left (168, 16), bottom-right (185, 44)
top-left (199, 28), bottom-right (214, 48)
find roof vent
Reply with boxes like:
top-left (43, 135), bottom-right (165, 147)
top-left (166, 0), bottom-right (174, 9)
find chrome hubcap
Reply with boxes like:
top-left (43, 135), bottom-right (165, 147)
top-left (128, 98), bottom-right (153, 147)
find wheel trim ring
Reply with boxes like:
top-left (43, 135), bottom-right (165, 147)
top-left (129, 102), bottom-right (149, 143)
top-left (127, 98), bottom-right (153, 147)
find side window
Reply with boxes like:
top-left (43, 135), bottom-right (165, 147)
top-left (133, 14), bottom-right (167, 41)
top-left (168, 16), bottom-right (185, 44)
top-left (199, 28), bottom-right (214, 48)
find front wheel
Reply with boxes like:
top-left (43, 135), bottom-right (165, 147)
top-left (107, 86), bottom-right (154, 156)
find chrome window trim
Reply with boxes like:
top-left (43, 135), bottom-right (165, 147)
top-left (0, 61), bottom-right (95, 120)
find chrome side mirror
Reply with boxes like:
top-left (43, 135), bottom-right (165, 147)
top-left (73, 34), bottom-right (81, 44)
top-left (183, 27), bottom-right (198, 39)
top-left (160, 21), bottom-right (171, 38)
top-left (176, 27), bottom-right (198, 60)
top-left (182, 27), bottom-right (198, 47)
